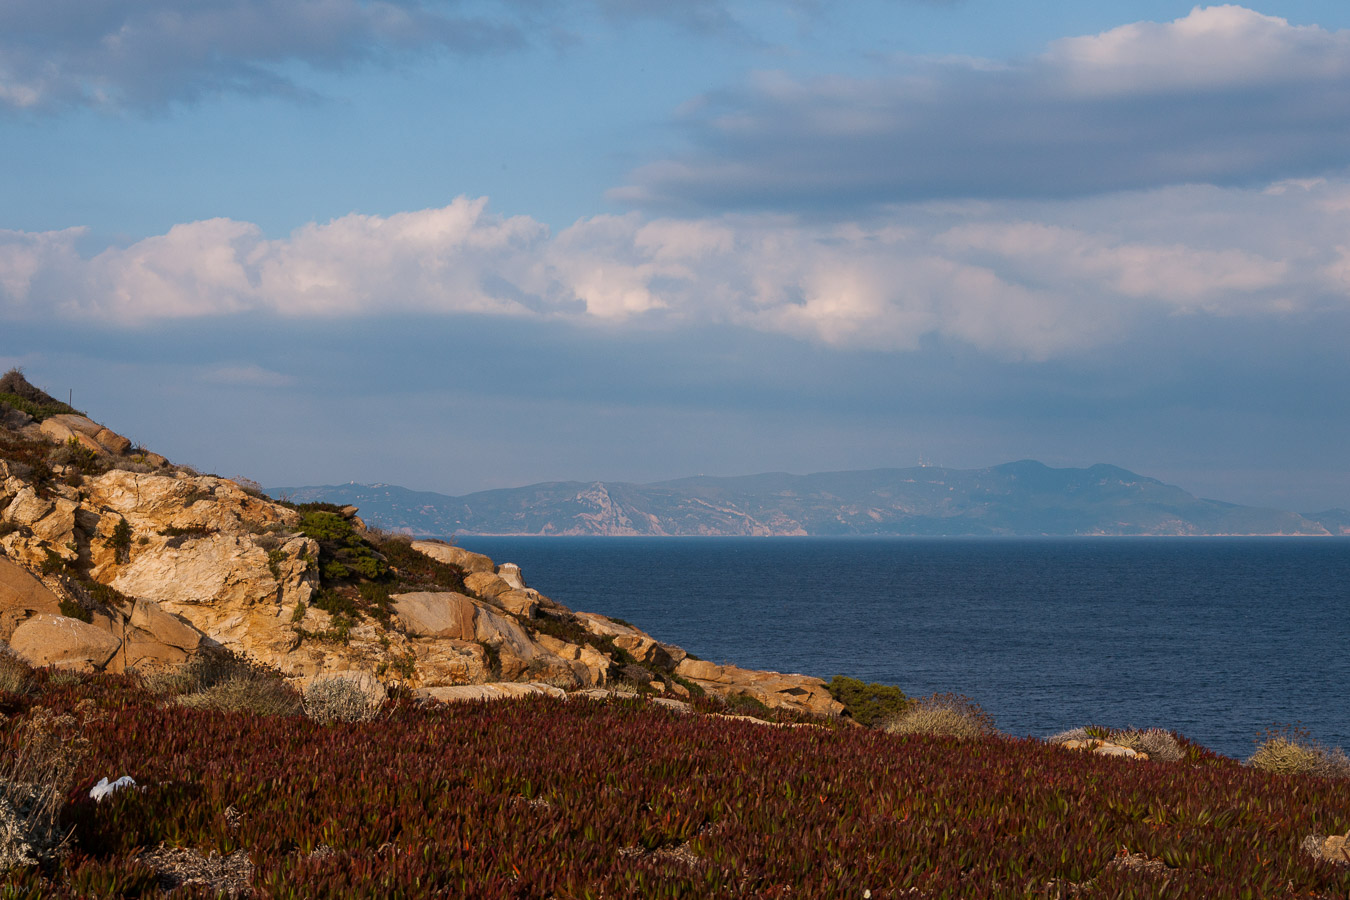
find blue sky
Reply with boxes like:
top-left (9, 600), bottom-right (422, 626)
top-left (3, 1), bottom-right (1349, 512)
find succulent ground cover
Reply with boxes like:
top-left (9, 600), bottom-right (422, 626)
top-left (1, 670), bottom-right (1348, 899)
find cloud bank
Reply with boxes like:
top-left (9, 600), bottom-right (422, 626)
top-left (3, 180), bottom-right (1346, 360)
top-left (0, 0), bottom-right (824, 111)
top-left (0, 0), bottom-right (529, 110)
top-left (616, 6), bottom-right (1350, 211)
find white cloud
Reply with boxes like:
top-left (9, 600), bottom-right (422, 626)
top-left (2, 181), bottom-right (1346, 359)
top-left (1045, 6), bottom-right (1350, 95)
top-left (937, 222), bottom-right (1288, 312)
top-left (617, 6), bottom-right (1350, 212)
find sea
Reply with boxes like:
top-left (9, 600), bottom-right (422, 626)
top-left (455, 536), bottom-right (1350, 759)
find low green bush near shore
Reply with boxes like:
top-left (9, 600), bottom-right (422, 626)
top-left (826, 675), bottom-right (908, 727)
top-left (3, 662), bottom-right (1350, 898)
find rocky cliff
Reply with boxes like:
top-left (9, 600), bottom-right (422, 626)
top-left (0, 373), bottom-right (840, 718)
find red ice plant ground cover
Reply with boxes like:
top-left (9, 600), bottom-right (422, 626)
top-left (3, 672), bottom-right (1350, 899)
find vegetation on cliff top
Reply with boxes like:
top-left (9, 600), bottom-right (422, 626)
top-left (0, 369), bottom-right (81, 423)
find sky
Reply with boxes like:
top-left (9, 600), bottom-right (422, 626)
top-left (2, 1), bottom-right (1349, 512)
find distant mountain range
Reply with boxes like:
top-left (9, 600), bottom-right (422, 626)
top-left (270, 461), bottom-right (1350, 537)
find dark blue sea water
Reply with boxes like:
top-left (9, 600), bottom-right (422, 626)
top-left (455, 537), bottom-right (1350, 759)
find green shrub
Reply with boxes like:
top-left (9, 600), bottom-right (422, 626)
top-left (371, 534), bottom-right (466, 594)
top-left (1248, 726), bottom-right (1350, 778)
top-left (375, 653), bottom-right (416, 680)
top-left (297, 511), bottom-right (356, 543)
top-left (267, 548), bottom-right (286, 581)
top-left (298, 511), bottom-right (388, 591)
top-left (39, 550), bottom-right (70, 576)
top-left (57, 597), bottom-right (92, 623)
top-left (311, 588), bottom-right (359, 620)
top-left (884, 693), bottom-right (996, 740)
top-left (107, 516), bottom-right (133, 564)
top-left (357, 582), bottom-right (393, 624)
top-left (826, 675), bottom-right (909, 727)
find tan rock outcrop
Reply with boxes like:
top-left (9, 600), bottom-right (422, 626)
top-left (0, 557), bottom-right (61, 640)
top-left (38, 415), bottom-right (138, 457)
top-left (2, 405), bottom-right (848, 718)
top-left (535, 632), bottom-right (611, 685)
top-left (488, 608), bottom-right (591, 686)
top-left (410, 541), bottom-right (495, 574)
top-left (393, 592), bottom-right (477, 640)
top-left (129, 599), bottom-right (201, 652)
top-left (410, 638), bottom-right (489, 684)
top-left (10, 613), bottom-right (121, 671)
top-left (1301, 833), bottom-right (1350, 867)
top-left (576, 611), bottom-right (685, 670)
top-left (674, 658), bottom-right (844, 718)
top-left (495, 589), bottom-right (538, 619)
top-left (463, 570), bottom-right (512, 599)
top-left (497, 563), bottom-right (527, 590)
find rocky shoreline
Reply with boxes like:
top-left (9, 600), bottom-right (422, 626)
top-left (1, 373), bottom-right (840, 718)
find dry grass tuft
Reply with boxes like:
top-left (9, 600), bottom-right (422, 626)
top-left (1248, 727), bottom-right (1350, 778)
top-left (0, 707), bottom-right (88, 869)
top-left (166, 652), bottom-right (303, 718)
top-left (302, 676), bottom-right (383, 724)
top-left (0, 652), bottom-right (32, 697)
top-left (883, 693), bottom-right (996, 740)
top-left (1106, 728), bottom-right (1187, 763)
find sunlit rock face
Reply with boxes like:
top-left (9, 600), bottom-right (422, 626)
top-left (2, 373), bottom-right (842, 716)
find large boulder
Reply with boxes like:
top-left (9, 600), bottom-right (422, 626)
top-left (128, 598), bottom-right (201, 652)
top-left (463, 570), bottom-right (513, 599)
top-left (497, 563), bottom-right (527, 591)
top-left (534, 633), bottom-right (612, 685)
top-left (472, 606), bottom-right (588, 686)
top-left (392, 592), bottom-right (477, 640)
top-left (0, 557), bottom-right (61, 640)
top-left (410, 638), bottom-right (490, 685)
top-left (410, 541), bottom-right (495, 574)
top-left (495, 590), bottom-right (538, 619)
top-left (107, 598), bottom-right (204, 673)
top-left (38, 414), bottom-right (135, 456)
top-left (9, 613), bottom-right (121, 672)
top-left (675, 658), bottom-right (843, 718)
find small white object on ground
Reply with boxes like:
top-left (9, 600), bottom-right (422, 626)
top-left (90, 775), bottom-right (136, 802)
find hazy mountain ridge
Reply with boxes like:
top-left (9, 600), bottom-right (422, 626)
top-left (272, 461), bottom-right (1345, 537)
